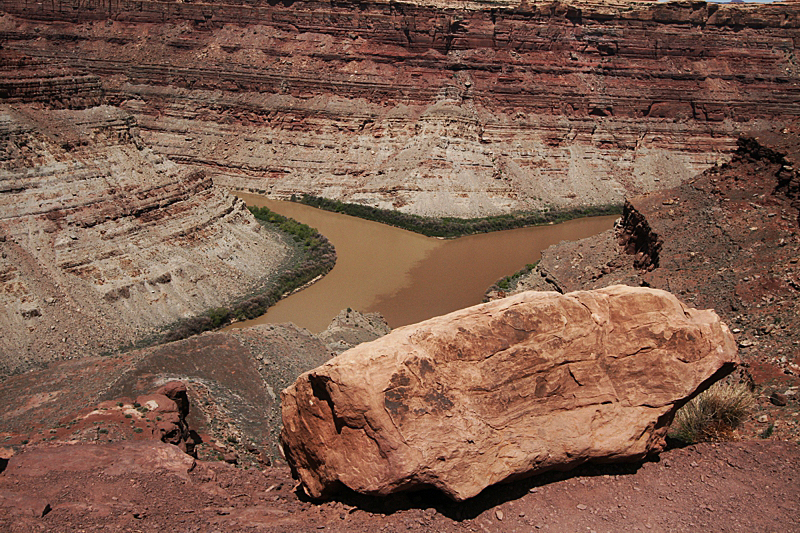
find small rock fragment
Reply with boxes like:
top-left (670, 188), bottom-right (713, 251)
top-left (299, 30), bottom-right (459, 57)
top-left (770, 392), bottom-right (788, 406)
top-left (223, 452), bottom-right (239, 464)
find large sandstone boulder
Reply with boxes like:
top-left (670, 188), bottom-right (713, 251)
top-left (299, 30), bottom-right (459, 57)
top-left (281, 285), bottom-right (739, 501)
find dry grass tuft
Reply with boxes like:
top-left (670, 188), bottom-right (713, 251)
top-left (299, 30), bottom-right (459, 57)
top-left (670, 381), bottom-right (755, 444)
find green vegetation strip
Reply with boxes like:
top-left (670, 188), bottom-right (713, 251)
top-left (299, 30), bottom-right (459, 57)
top-left (161, 206), bottom-right (336, 343)
top-left (296, 194), bottom-right (622, 239)
top-left (484, 261), bottom-right (539, 301)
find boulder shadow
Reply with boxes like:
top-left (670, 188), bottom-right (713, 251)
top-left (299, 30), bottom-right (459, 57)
top-left (304, 456), bottom-right (658, 521)
top-left (664, 435), bottom-right (693, 451)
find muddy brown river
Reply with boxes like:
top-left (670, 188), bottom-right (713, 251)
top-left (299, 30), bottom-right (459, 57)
top-left (227, 194), bottom-right (618, 333)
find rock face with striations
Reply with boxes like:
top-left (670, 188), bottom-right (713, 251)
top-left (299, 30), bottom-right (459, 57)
top-left (1, 1), bottom-right (798, 216)
top-left (281, 285), bottom-right (739, 501)
top-left (0, 102), bottom-right (291, 375)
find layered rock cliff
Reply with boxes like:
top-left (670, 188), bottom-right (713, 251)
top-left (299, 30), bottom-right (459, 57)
top-left (2, 0), bottom-right (798, 216)
top-left (0, 102), bottom-right (291, 375)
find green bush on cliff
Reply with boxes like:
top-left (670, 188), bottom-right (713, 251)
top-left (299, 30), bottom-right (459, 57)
top-left (484, 262), bottom-right (539, 301)
top-left (208, 308), bottom-right (230, 329)
top-left (249, 206), bottom-right (317, 243)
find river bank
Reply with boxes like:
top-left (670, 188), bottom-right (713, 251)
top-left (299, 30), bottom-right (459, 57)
top-left (227, 195), bottom-right (618, 332)
top-left (294, 194), bottom-right (622, 238)
top-left (155, 206), bottom-right (336, 343)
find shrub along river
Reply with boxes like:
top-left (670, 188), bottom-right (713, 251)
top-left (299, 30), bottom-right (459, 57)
top-left (227, 193), bottom-right (618, 333)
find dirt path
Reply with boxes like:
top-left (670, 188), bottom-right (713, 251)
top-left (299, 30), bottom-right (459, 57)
top-left (1, 439), bottom-right (798, 532)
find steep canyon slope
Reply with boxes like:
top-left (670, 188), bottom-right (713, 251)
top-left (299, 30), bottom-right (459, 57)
top-left (0, 75), bottom-right (292, 375)
top-left (2, 0), bottom-right (799, 216)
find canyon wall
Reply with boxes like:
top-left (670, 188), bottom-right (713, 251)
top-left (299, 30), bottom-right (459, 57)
top-left (0, 91), bottom-right (291, 374)
top-left (1, 0), bottom-right (798, 216)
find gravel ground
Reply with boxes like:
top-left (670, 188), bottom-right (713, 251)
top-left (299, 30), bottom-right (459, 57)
top-left (1, 439), bottom-right (797, 532)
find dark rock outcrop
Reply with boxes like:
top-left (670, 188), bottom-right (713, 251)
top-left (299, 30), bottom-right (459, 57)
top-left (157, 381), bottom-right (190, 420)
top-left (281, 285), bottom-right (738, 501)
top-left (617, 201), bottom-right (661, 272)
top-left (140, 380), bottom-right (197, 455)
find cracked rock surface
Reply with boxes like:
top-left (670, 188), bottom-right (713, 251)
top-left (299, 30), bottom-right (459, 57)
top-left (281, 285), bottom-right (739, 500)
